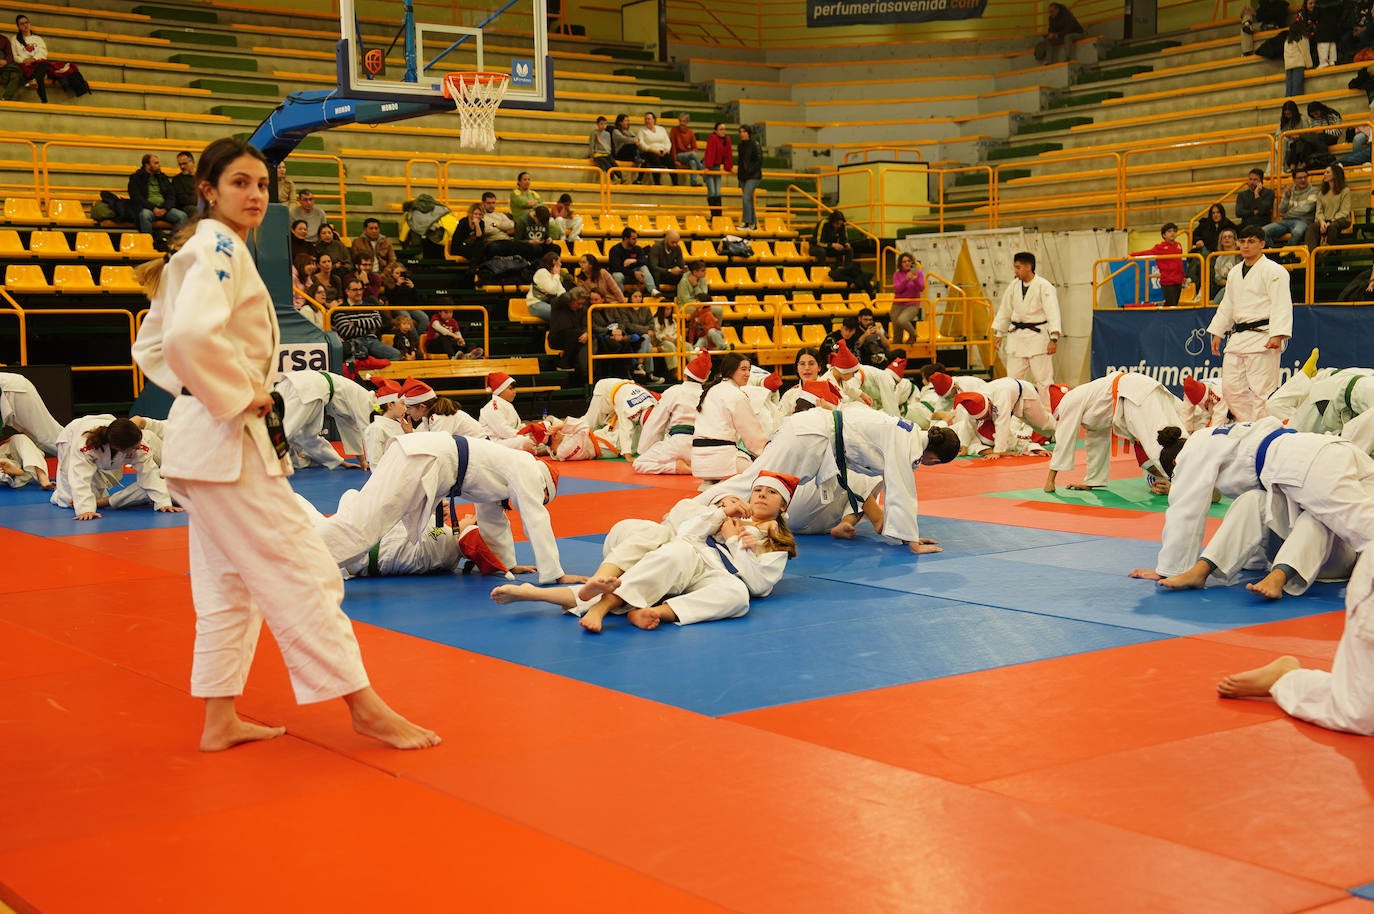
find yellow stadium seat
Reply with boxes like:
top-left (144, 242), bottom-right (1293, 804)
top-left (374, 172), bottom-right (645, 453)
top-left (508, 296), bottom-right (544, 324)
top-left (819, 293), bottom-right (848, 314)
top-left (847, 292), bottom-right (873, 313)
top-left (787, 293), bottom-right (821, 316)
top-left (3, 197), bottom-right (44, 223)
top-left (706, 266), bottom-right (730, 290)
top-left (747, 240), bottom-right (772, 261)
top-left (723, 295), bottom-right (763, 319)
top-left (53, 264), bottom-right (99, 291)
top-left (75, 231), bottom-right (119, 258)
top-left (99, 265), bottom-right (144, 293)
top-left (689, 239), bottom-right (724, 264)
top-left (783, 266), bottom-right (815, 289)
top-left (553, 238), bottom-right (573, 260)
top-left (710, 215), bottom-right (736, 235)
top-left (752, 266), bottom-right (784, 292)
top-left (572, 239), bottom-right (605, 261)
top-left (812, 265), bottom-right (847, 290)
top-left (47, 198), bottom-right (88, 225)
top-left (3, 263), bottom-right (51, 292)
top-left (720, 325), bottom-right (746, 351)
top-left (801, 323), bottom-right (827, 345)
top-left (761, 294), bottom-right (788, 316)
top-left (777, 323), bottom-right (805, 348)
top-left (725, 266), bottom-right (759, 290)
top-left (0, 229), bottom-right (24, 256)
top-left (682, 214), bottom-right (711, 237)
top-left (119, 233), bottom-right (159, 258)
top-left (656, 214), bottom-right (682, 236)
top-left (771, 240), bottom-right (808, 263)
top-left (742, 325), bottom-right (773, 348)
top-left (28, 231), bottom-right (73, 258)
top-left (597, 213), bottom-right (624, 238)
top-left (870, 291), bottom-right (895, 318)
top-left (764, 216), bottom-right (797, 238)
top-left (627, 213), bottom-right (659, 237)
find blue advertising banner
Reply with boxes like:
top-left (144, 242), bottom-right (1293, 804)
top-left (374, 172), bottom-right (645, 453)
top-left (1090, 306), bottom-right (1374, 394)
top-left (807, 0), bottom-right (986, 28)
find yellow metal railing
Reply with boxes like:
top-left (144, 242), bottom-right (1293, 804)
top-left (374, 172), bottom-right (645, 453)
top-left (0, 298), bottom-right (139, 392)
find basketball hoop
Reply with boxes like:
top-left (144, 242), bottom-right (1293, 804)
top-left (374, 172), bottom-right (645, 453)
top-left (443, 71), bottom-right (509, 152)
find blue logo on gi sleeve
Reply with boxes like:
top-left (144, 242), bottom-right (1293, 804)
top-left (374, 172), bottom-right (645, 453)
top-left (214, 233), bottom-right (236, 258)
top-left (896, 418), bottom-right (914, 432)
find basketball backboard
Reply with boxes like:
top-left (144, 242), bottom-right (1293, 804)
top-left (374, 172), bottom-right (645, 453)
top-left (336, 0), bottom-right (553, 111)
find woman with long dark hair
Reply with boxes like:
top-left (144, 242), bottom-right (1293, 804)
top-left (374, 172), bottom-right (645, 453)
top-left (11, 13), bottom-right (90, 101)
top-left (1307, 161), bottom-right (1351, 248)
top-left (692, 351), bottom-right (770, 485)
top-left (132, 136), bottom-right (438, 752)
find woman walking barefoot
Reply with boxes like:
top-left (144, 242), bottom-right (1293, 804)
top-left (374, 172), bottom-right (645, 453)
top-left (132, 137), bottom-right (438, 752)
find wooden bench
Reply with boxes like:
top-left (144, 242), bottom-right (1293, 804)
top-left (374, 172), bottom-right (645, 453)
top-left (360, 356), bottom-right (545, 384)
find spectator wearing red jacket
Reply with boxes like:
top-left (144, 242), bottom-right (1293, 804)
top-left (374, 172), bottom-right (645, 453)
top-left (1133, 222), bottom-right (1185, 307)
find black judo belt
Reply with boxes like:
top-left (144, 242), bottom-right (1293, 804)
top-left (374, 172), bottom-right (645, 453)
top-left (1010, 320), bottom-right (1046, 332)
top-left (831, 409), bottom-right (863, 515)
top-left (1230, 319), bottom-right (1269, 335)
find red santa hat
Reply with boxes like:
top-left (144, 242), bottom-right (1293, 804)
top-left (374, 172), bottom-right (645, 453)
top-left (929, 372), bottom-right (953, 396)
top-left (754, 470), bottom-right (800, 506)
top-left (953, 391), bottom-right (989, 420)
top-left (372, 378), bottom-right (402, 405)
top-left (888, 356), bottom-right (907, 378)
top-left (829, 339), bottom-right (859, 373)
top-left (1047, 383), bottom-right (1070, 413)
top-left (487, 371), bottom-right (515, 395)
top-left (1182, 375), bottom-right (1209, 406)
top-left (684, 349), bottom-right (713, 383)
top-left (763, 371), bottom-right (783, 392)
top-left (798, 379), bottom-right (842, 407)
top-left (457, 524), bottom-right (511, 577)
top-left (401, 378), bottom-right (436, 405)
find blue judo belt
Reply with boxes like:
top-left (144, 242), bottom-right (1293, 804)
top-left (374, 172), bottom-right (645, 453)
top-left (434, 435), bottom-right (473, 531)
top-left (1254, 427), bottom-right (1296, 481)
top-left (707, 535), bottom-right (739, 574)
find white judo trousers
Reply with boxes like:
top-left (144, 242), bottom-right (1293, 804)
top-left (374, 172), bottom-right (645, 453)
top-left (275, 371), bottom-right (373, 469)
top-left (1049, 373), bottom-right (1184, 486)
top-left (170, 436), bottom-right (368, 703)
top-left (1270, 551), bottom-right (1374, 735)
top-left (0, 433), bottom-right (46, 487)
top-left (1200, 489), bottom-right (1356, 595)
top-left (0, 372), bottom-right (64, 455)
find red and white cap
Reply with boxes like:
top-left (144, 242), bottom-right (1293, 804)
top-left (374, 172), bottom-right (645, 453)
top-left (401, 378), bottom-right (436, 405)
top-left (763, 371), bottom-right (783, 392)
top-left (487, 371), bottom-right (515, 395)
top-left (1182, 375), bottom-right (1209, 406)
top-left (829, 339), bottom-right (859, 372)
top-left (888, 356), bottom-right (907, 378)
top-left (684, 349), bottom-right (713, 383)
top-left (1047, 383), bottom-right (1070, 413)
top-left (373, 378), bottom-right (402, 405)
top-left (457, 525), bottom-right (511, 577)
top-left (929, 372), bottom-right (953, 396)
top-left (753, 470), bottom-right (800, 506)
top-left (953, 391), bottom-right (989, 419)
top-left (798, 379), bottom-right (842, 407)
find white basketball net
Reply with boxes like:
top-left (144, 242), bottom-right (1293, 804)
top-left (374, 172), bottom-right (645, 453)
top-left (444, 72), bottom-right (508, 152)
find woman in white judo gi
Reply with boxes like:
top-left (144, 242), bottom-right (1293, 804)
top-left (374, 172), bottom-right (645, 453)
top-left (633, 349), bottom-right (712, 475)
top-left (274, 368), bottom-right (375, 469)
top-left (0, 432), bottom-right (53, 488)
top-left (131, 136), bottom-right (437, 752)
top-left (362, 378), bottom-right (407, 468)
top-left (490, 471), bottom-right (799, 632)
top-left (0, 371), bottom-right (64, 455)
top-left (314, 430), bottom-right (577, 586)
top-left (50, 415), bottom-right (180, 521)
top-left (692, 352), bottom-right (770, 485)
top-left (1217, 549), bottom-right (1374, 736)
top-left (1043, 372), bottom-right (1184, 493)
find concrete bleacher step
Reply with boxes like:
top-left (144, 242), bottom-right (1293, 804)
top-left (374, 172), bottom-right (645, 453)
top-left (133, 4), bottom-right (218, 22)
top-left (1076, 64), bottom-right (1154, 85)
top-left (1046, 89), bottom-right (1122, 110)
top-left (169, 52), bottom-right (256, 71)
top-left (986, 141), bottom-right (1062, 160)
top-left (1014, 116), bottom-right (1093, 136)
top-left (193, 78), bottom-right (279, 97)
top-left (149, 28), bottom-right (236, 46)
top-left (1099, 39), bottom-right (1181, 61)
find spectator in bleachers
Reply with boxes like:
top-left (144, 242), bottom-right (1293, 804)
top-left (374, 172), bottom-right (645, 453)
top-left (670, 112), bottom-right (705, 187)
top-left (527, 251), bottom-right (570, 321)
top-left (1131, 222), bottom-right (1186, 308)
top-left (1296, 0), bottom-right (1320, 60)
top-left (292, 257), bottom-right (323, 328)
top-left (0, 33), bottom-right (21, 101)
top-left (816, 210), bottom-right (856, 269)
top-left (736, 124), bottom-right (763, 230)
top-left (592, 293), bottom-right (659, 383)
top-left (310, 252), bottom-right (344, 304)
top-left (550, 193), bottom-right (583, 241)
top-left (649, 297), bottom-right (679, 377)
top-left (1283, 21), bottom-right (1313, 96)
top-left (1306, 100), bottom-right (1344, 158)
top-left (128, 154), bottom-right (188, 238)
top-left (380, 260), bottom-right (427, 330)
top-left (390, 314), bottom-right (420, 361)
top-left (676, 260), bottom-right (710, 309)
top-left (635, 112), bottom-right (674, 185)
top-left (171, 151), bottom-right (197, 213)
top-left (1276, 100), bottom-right (1309, 171)
top-left (315, 223), bottom-right (349, 266)
top-left (290, 219), bottom-right (315, 267)
top-left (452, 203), bottom-right (487, 262)
top-left (516, 204), bottom-right (561, 257)
top-left (1037, 3), bottom-right (1084, 64)
top-left (350, 217), bottom-right (396, 272)
top-left (649, 230), bottom-right (687, 290)
top-left (289, 189), bottom-right (328, 242)
top-left (703, 122), bottom-right (733, 218)
top-left (611, 114), bottom-right (641, 179)
top-left (608, 227), bottom-right (656, 293)
top-left (1236, 168), bottom-right (1275, 230)
top-left (275, 162), bottom-right (294, 205)
top-left (681, 262), bottom-right (725, 350)
top-left (1264, 167), bottom-right (1319, 247)
top-left (1341, 113), bottom-right (1372, 166)
top-left (509, 171), bottom-right (543, 224)
top-left (588, 116), bottom-right (616, 179)
top-left (1307, 162), bottom-right (1351, 248)
top-left (11, 14), bottom-right (89, 100)
top-left (576, 254), bottom-right (625, 303)
top-left (890, 253), bottom-right (925, 347)
top-left (480, 191), bottom-right (517, 249)
top-left (423, 307), bottom-right (468, 359)
top-left (1210, 228), bottom-right (1241, 303)
top-left (820, 316), bottom-right (857, 366)
top-left (854, 307), bottom-right (893, 368)
top-left (1189, 203), bottom-right (1237, 286)
top-left (335, 278), bottom-right (400, 362)
top-left (548, 286), bottom-right (590, 382)
top-left (1313, 0), bottom-right (1341, 68)
top-left (345, 253), bottom-right (384, 303)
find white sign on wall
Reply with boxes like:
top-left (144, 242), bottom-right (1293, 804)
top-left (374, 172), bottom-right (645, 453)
top-left (272, 343), bottom-right (330, 383)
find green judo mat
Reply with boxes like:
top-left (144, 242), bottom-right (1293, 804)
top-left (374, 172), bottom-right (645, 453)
top-left (984, 477), bottom-right (1232, 518)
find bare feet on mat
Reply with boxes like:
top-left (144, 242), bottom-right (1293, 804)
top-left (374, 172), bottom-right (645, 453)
top-left (1245, 568), bottom-right (1287, 600)
top-left (1066, 483), bottom-right (1102, 491)
top-left (577, 575), bottom-right (621, 602)
top-left (1158, 563), bottom-right (1210, 590)
top-left (346, 688), bottom-right (440, 749)
top-left (628, 604), bottom-right (676, 629)
top-left (1217, 655), bottom-right (1301, 698)
top-left (579, 602), bottom-right (611, 633)
top-left (200, 716), bottom-right (286, 752)
top-left (491, 583), bottom-right (548, 604)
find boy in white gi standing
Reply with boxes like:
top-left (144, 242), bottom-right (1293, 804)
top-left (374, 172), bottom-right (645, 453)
top-left (1207, 224), bottom-right (1293, 421)
top-left (991, 251), bottom-right (1061, 396)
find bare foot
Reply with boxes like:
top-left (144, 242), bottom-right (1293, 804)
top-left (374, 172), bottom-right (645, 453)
top-left (577, 575), bottom-right (621, 602)
top-left (1218, 655), bottom-right (1301, 698)
top-left (579, 603), bottom-right (610, 633)
top-left (1066, 483), bottom-right (1102, 491)
top-left (1158, 563), bottom-right (1210, 590)
top-left (626, 607), bottom-right (662, 630)
top-left (490, 583), bottom-right (548, 604)
top-left (1245, 568), bottom-right (1287, 600)
top-left (908, 541), bottom-right (943, 554)
top-left (345, 687), bottom-right (440, 749)
top-left (1128, 568), bottom-right (1163, 580)
top-left (830, 519), bottom-right (857, 539)
top-left (200, 717), bottom-right (286, 752)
